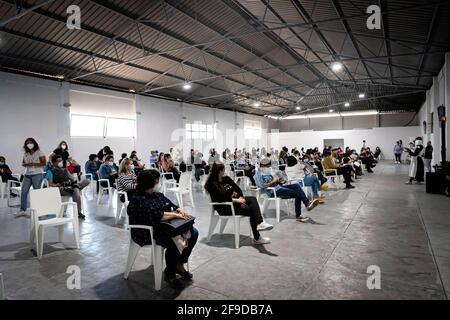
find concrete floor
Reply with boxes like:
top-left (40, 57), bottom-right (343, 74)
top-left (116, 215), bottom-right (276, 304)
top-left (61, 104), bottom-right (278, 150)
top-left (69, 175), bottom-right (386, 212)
top-left (0, 161), bottom-right (449, 300)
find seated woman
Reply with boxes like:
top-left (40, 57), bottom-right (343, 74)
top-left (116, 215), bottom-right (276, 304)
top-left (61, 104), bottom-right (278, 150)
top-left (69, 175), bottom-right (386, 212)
top-left (161, 153), bottom-right (180, 183)
top-left (285, 155), bottom-right (326, 204)
top-left (66, 157), bottom-right (82, 180)
top-left (0, 156), bottom-right (18, 183)
top-left (117, 158), bottom-right (137, 201)
top-left (85, 154), bottom-right (100, 180)
top-left (127, 170), bottom-right (198, 289)
top-left (204, 162), bottom-right (273, 244)
top-left (99, 155), bottom-right (119, 187)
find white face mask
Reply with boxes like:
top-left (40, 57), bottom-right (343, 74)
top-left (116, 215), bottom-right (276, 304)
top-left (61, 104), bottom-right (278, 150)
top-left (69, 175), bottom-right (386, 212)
top-left (27, 143), bottom-right (34, 150)
top-left (61, 145), bottom-right (67, 150)
top-left (57, 162), bottom-right (64, 168)
top-left (130, 164), bottom-right (135, 171)
top-left (154, 184), bottom-right (161, 192)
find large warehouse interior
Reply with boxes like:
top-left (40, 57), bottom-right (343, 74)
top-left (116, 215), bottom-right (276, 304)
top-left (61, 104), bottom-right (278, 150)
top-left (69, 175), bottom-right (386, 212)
top-left (1, 0), bottom-right (450, 303)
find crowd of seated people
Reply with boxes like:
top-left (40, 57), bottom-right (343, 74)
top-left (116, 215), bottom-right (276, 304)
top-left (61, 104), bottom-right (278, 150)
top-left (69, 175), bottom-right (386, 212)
top-left (2, 139), bottom-right (385, 289)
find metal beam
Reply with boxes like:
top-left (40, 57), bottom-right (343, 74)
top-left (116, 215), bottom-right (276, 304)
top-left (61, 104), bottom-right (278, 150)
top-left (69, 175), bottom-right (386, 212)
top-left (0, 0), bottom-right (55, 27)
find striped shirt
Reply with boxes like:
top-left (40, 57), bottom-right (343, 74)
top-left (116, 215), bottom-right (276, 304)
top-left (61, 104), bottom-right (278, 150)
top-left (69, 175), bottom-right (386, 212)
top-left (118, 173), bottom-right (136, 192)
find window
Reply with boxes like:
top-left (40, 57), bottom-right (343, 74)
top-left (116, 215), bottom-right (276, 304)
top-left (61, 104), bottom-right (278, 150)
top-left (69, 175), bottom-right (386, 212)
top-left (106, 118), bottom-right (135, 138)
top-left (70, 114), bottom-right (105, 137)
top-left (70, 114), bottom-right (135, 138)
top-left (186, 122), bottom-right (215, 140)
top-left (244, 120), bottom-right (261, 140)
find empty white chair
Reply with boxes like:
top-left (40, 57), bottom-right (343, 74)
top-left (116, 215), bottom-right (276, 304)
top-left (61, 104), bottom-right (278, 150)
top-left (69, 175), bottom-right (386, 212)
top-left (166, 172), bottom-right (195, 209)
top-left (234, 169), bottom-right (250, 190)
top-left (7, 179), bottom-right (21, 207)
top-left (97, 179), bottom-right (114, 206)
top-left (83, 173), bottom-right (97, 194)
top-left (124, 225), bottom-right (165, 291)
top-left (161, 172), bottom-right (176, 195)
top-left (0, 176), bottom-right (6, 199)
top-left (115, 191), bottom-right (129, 225)
top-left (207, 202), bottom-right (252, 249)
top-left (259, 187), bottom-right (293, 223)
top-left (0, 273), bottom-right (4, 300)
top-left (29, 188), bottom-right (80, 259)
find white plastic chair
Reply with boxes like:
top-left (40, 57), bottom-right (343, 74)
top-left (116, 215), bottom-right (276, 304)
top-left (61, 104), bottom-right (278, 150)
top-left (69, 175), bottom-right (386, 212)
top-left (234, 169), bottom-right (250, 190)
top-left (161, 172), bottom-right (176, 195)
top-left (29, 188), bottom-right (80, 259)
top-left (0, 176), bottom-right (6, 199)
top-left (84, 173), bottom-right (97, 194)
top-left (97, 179), bottom-right (114, 206)
top-left (0, 273), bottom-right (4, 300)
top-left (259, 187), bottom-right (293, 223)
top-left (166, 172), bottom-right (195, 209)
top-left (207, 202), bottom-right (252, 249)
top-left (7, 179), bottom-right (21, 207)
top-left (124, 225), bottom-right (165, 291)
top-left (116, 191), bottom-right (129, 225)
top-left (321, 161), bottom-right (344, 186)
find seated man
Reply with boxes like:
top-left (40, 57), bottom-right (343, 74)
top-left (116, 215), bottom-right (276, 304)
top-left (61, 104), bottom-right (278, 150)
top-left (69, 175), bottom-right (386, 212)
top-left (322, 150), bottom-right (354, 189)
top-left (254, 158), bottom-right (319, 222)
top-left (85, 154), bottom-right (99, 180)
top-left (46, 155), bottom-right (90, 219)
top-left (99, 155), bottom-right (119, 187)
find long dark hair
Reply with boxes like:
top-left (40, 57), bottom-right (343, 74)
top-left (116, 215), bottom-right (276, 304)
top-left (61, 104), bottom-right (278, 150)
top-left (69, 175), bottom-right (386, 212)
top-left (23, 138), bottom-right (40, 153)
top-left (204, 162), bottom-right (225, 194)
top-left (58, 140), bottom-right (68, 151)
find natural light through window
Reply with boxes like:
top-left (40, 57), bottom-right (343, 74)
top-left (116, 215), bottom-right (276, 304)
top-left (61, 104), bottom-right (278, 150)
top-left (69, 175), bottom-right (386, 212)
top-left (70, 114), bottom-right (105, 137)
top-left (186, 122), bottom-right (215, 140)
top-left (70, 114), bottom-right (135, 138)
top-left (106, 118), bottom-right (135, 138)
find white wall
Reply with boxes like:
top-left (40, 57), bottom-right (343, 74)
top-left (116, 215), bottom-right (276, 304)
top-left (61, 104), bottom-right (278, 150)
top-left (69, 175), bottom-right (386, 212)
top-left (417, 52), bottom-right (450, 165)
top-left (268, 126), bottom-right (420, 160)
top-left (0, 71), bottom-right (268, 172)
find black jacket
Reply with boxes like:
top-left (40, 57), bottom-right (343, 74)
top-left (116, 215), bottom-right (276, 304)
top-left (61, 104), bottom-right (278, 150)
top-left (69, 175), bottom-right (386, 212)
top-left (206, 176), bottom-right (243, 216)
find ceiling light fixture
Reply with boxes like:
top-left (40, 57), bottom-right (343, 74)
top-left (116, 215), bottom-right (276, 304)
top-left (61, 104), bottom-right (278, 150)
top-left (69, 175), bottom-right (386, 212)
top-left (344, 102), bottom-right (350, 107)
top-left (329, 109), bottom-right (334, 113)
top-left (358, 93), bottom-right (366, 99)
top-left (253, 101), bottom-right (261, 107)
top-left (296, 106), bottom-right (301, 110)
top-left (331, 62), bottom-right (343, 72)
top-left (183, 82), bottom-right (192, 90)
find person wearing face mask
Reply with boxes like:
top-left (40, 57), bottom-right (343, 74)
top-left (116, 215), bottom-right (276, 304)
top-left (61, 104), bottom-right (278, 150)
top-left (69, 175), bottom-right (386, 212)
top-left (405, 137), bottom-right (425, 184)
top-left (0, 156), bottom-right (17, 182)
top-left (127, 169), bottom-right (199, 289)
top-left (52, 141), bottom-right (70, 168)
top-left (16, 138), bottom-right (47, 217)
top-left (285, 155), bottom-right (327, 204)
top-left (99, 155), bottom-right (119, 187)
top-left (117, 158), bottom-right (137, 201)
top-left (254, 158), bottom-right (319, 222)
top-left (46, 155), bottom-right (90, 219)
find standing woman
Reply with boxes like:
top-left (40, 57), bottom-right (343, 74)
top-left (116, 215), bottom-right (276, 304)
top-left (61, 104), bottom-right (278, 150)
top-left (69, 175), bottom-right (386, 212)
top-left (393, 141), bottom-right (403, 164)
top-left (405, 138), bottom-right (425, 184)
top-left (52, 141), bottom-right (70, 168)
top-left (16, 138), bottom-right (46, 217)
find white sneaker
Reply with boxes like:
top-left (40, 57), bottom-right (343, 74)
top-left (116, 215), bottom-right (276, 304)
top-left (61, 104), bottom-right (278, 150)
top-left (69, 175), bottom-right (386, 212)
top-left (14, 210), bottom-right (27, 217)
top-left (257, 221), bottom-right (274, 231)
top-left (405, 181), bottom-right (412, 185)
top-left (253, 237), bottom-right (271, 245)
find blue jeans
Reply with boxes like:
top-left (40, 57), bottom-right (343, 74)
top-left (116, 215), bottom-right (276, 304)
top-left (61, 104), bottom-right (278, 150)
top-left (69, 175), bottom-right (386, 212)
top-left (424, 158), bottom-right (432, 172)
top-left (21, 173), bottom-right (44, 211)
top-left (302, 176), bottom-right (319, 197)
top-left (194, 167), bottom-right (204, 182)
top-left (276, 184), bottom-right (310, 218)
